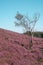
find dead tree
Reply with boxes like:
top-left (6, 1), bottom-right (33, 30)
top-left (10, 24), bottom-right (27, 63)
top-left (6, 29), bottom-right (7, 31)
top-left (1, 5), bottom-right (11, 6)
top-left (14, 12), bottom-right (40, 49)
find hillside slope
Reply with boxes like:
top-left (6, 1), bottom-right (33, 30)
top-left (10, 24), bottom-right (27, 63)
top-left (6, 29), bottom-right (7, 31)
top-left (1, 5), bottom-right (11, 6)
top-left (0, 28), bottom-right (43, 65)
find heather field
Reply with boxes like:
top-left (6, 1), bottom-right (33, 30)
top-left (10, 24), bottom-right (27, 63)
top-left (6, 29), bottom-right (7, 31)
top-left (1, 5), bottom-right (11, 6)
top-left (0, 28), bottom-right (43, 65)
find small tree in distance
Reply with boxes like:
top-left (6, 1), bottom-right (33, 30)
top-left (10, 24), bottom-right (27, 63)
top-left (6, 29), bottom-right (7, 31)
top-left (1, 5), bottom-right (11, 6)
top-left (14, 12), bottom-right (40, 49)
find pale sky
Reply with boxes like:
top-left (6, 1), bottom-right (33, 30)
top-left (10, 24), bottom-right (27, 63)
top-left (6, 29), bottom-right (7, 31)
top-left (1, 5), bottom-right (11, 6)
top-left (0, 0), bottom-right (43, 33)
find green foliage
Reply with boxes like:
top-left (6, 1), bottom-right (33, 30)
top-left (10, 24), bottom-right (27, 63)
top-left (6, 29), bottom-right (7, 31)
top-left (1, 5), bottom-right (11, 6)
top-left (24, 31), bottom-right (43, 38)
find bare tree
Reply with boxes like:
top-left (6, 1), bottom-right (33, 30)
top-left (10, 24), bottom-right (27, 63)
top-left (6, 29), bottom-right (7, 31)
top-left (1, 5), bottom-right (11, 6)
top-left (14, 12), bottom-right (40, 49)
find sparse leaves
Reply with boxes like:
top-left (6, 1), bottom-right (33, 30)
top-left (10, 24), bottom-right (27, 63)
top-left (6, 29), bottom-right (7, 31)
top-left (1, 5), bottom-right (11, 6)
top-left (14, 12), bottom-right (40, 49)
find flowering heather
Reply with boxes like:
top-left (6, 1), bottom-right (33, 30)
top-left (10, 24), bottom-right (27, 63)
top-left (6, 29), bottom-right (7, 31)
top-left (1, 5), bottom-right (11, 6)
top-left (0, 28), bottom-right (43, 65)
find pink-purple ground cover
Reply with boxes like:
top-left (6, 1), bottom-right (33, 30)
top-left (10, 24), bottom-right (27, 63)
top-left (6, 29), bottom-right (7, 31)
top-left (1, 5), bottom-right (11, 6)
top-left (0, 28), bottom-right (43, 65)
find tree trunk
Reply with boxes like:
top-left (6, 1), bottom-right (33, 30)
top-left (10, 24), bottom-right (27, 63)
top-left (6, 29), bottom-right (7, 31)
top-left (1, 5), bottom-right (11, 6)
top-left (29, 31), bottom-right (33, 49)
